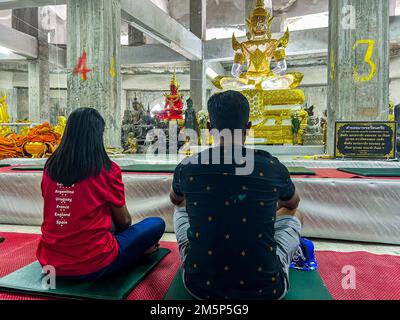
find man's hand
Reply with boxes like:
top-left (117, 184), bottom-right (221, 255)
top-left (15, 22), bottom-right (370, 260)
top-left (170, 187), bottom-right (185, 206)
top-left (278, 191), bottom-right (300, 211)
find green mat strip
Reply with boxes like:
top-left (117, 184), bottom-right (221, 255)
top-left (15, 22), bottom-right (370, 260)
top-left (164, 268), bottom-right (332, 301)
top-left (288, 167), bottom-right (316, 176)
top-left (11, 165), bottom-right (44, 171)
top-left (0, 237), bottom-right (5, 244)
top-left (10, 164), bottom-right (315, 176)
top-left (121, 165), bottom-right (315, 175)
top-left (121, 164), bottom-right (177, 173)
top-left (0, 248), bottom-right (170, 300)
top-left (0, 164), bottom-right (10, 168)
top-left (338, 168), bottom-right (400, 177)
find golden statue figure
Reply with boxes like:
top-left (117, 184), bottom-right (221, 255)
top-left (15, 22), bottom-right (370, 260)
top-left (210, 0), bottom-right (308, 145)
top-left (212, 0), bottom-right (303, 92)
top-left (123, 132), bottom-right (138, 154)
top-left (54, 116), bottom-right (67, 137)
top-left (0, 91), bottom-right (12, 137)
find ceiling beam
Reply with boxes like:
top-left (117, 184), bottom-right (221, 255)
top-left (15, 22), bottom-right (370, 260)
top-left (0, 0), bottom-right (203, 60)
top-left (0, 24), bottom-right (67, 67)
top-left (1, 1), bottom-right (399, 65)
top-left (0, 24), bottom-right (37, 58)
top-left (0, 0), bottom-right (65, 10)
top-left (205, 27), bottom-right (329, 62)
top-left (206, 16), bottom-right (400, 62)
top-left (121, 44), bottom-right (187, 66)
top-left (121, 0), bottom-right (202, 61)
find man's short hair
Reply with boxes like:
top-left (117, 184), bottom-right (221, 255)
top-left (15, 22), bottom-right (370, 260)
top-left (207, 91), bottom-right (250, 131)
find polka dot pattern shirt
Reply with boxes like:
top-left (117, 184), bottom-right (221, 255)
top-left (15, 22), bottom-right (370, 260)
top-left (172, 147), bottom-right (295, 300)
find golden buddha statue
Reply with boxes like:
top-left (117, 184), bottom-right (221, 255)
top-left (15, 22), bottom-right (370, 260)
top-left (211, 0), bottom-right (308, 145)
top-left (212, 0), bottom-right (303, 92)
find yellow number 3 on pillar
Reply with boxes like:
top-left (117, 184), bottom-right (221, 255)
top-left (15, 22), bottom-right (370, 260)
top-left (353, 39), bottom-right (376, 83)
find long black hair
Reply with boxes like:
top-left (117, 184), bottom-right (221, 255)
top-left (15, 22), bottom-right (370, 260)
top-left (45, 107), bottom-right (112, 186)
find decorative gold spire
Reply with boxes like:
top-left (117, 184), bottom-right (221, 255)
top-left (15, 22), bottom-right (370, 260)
top-left (251, 0), bottom-right (270, 19)
top-left (256, 0), bottom-right (265, 9)
top-left (171, 67), bottom-right (179, 88)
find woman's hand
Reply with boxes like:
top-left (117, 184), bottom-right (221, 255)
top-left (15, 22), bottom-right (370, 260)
top-left (110, 204), bottom-right (132, 231)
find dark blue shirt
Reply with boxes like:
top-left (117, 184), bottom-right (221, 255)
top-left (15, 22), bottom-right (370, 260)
top-left (172, 146), bottom-right (296, 300)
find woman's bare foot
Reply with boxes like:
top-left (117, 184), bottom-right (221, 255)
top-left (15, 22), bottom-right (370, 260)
top-left (144, 243), bottom-right (160, 256)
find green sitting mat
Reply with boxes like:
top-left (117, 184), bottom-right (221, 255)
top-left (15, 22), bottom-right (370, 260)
top-left (11, 165), bottom-right (44, 171)
top-left (0, 164), bottom-right (10, 168)
top-left (120, 164), bottom-right (314, 175)
top-left (0, 248), bottom-right (170, 300)
top-left (288, 167), bottom-right (316, 176)
top-left (338, 168), bottom-right (400, 177)
top-left (164, 268), bottom-right (332, 300)
top-left (121, 164), bottom-right (177, 173)
top-left (0, 237), bottom-right (5, 244)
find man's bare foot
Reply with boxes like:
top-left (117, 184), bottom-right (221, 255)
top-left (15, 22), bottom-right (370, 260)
top-left (144, 243), bottom-right (160, 256)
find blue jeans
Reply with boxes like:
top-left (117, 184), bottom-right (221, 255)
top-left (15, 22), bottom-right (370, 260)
top-left (64, 217), bottom-right (166, 281)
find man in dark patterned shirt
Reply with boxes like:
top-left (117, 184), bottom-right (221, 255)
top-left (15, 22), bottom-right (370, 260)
top-left (170, 91), bottom-right (302, 300)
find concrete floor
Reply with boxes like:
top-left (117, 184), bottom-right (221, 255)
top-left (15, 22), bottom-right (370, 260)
top-left (1, 224), bottom-right (399, 256)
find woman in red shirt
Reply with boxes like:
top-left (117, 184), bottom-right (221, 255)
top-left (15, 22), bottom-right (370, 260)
top-left (37, 108), bottom-right (165, 280)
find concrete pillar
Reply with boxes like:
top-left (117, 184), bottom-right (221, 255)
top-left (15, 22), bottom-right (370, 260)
top-left (190, 0), bottom-right (206, 111)
top-left (327, 0), bottom-right (390, 155)
top-left (67, 0), bottom-right (122, 148)
top-left (121, 89), bottom-right (127, 123)
top-left (16, 88), bottom-right (29, 121)
top-left (12, 8), bottom-right (50, 123)
top-left (128, 25), bottom-right (145, 46)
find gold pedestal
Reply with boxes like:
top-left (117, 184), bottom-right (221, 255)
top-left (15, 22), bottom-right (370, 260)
top-left (23, 142), bottom-right (48, 158)
top-left (242, 89), bottom-right (307, 145)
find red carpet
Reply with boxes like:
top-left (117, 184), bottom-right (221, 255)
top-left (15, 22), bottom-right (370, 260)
top-left (316, 250), bottom-right (400, 300)
top-left (1, 232), bottom-right (400, 300)
top-left (0, 232), bottom-right (180, 300)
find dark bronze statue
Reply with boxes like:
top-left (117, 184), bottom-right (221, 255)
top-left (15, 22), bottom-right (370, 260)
top-left (121, 96), bottom-right (155, 154)
top-left (184, 98), bottom-right (199, 135)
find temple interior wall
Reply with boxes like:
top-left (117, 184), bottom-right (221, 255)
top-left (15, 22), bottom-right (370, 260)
top-left (1, 55), bottom-right (400, 123)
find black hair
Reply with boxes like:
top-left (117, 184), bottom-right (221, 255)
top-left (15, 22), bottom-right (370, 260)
top-left (207, 91), bottom-right (250, 131)
top-left (45, 107), bottom-right (112, 186)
